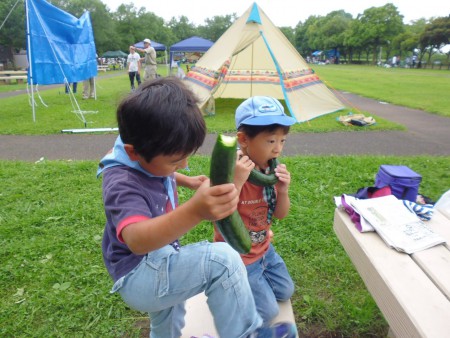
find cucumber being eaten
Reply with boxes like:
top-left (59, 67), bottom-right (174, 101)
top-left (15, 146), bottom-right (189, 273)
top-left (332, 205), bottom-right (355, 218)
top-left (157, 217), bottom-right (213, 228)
top-left (210, 134), bottom-right (252, 254)
top-left (247, 158), bottom-right (279, 186)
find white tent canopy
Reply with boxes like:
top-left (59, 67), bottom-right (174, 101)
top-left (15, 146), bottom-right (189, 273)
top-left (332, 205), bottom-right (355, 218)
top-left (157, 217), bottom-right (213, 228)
top-left (184, 3), bottom-right (344, 123)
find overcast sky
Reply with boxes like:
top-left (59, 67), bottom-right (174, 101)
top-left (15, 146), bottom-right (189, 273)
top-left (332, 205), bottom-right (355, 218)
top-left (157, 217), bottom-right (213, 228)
top-left (103, 0), bottom-right (448, 27)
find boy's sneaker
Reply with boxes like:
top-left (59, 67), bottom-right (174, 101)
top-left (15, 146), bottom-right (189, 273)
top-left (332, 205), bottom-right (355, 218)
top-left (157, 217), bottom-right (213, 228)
top-left (250, 322), bottom-right (297, 338)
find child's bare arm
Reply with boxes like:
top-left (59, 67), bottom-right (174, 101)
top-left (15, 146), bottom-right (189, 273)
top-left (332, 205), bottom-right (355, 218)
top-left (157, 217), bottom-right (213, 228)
top-left (175, 172), bottom-right (208, 190)
top-left (122, 180), bottom-right (239, 254)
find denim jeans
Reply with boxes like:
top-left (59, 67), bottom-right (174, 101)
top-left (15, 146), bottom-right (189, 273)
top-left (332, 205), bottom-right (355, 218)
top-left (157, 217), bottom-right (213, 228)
top-left (128, 71), bottom-right (141, 89)
top-left (111, 241), bottom-right (262, 338)
top-left (246, 244), bottom-right (295, 324)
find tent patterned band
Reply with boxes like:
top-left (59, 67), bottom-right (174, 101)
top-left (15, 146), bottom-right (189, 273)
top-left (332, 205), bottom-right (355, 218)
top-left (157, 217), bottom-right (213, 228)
top-left (186, 67), bottom-right (322, 91)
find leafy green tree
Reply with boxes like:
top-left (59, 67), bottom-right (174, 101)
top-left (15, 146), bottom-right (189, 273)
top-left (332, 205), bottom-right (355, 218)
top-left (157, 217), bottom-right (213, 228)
top-left (343, 19), bottom-right (366, 62)
top-left (401, 20), bottom-right (426, 54)
top-left (294, 16), bottom-right (320, 56)
top-left (134, 11), bottom-right (174, 46)
top-left (111, 4), bottom-right (143, 51)
top-left (420, 16), bottom-right (450, 64)
top-left (0, 0), bottom-right (26, 51)
top-left (198, 14), bottom-right (235, 42)
top-left (279, 27), bottom-right (295, 46)
top-left (312, 10), bottom-right (352, 62)
top-left (50, 0), bottom-right (115, 55)
top-left (167, 16), bottom-right (197, 41)
top-left (304, 17), bottom-right (324, 53)
top-left (356, 4), bottom-right (404, 64)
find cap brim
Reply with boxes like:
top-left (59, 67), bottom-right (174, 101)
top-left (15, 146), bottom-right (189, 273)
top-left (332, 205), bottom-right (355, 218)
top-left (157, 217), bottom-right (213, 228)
top-left (240, 115), bottom-right (296, 127)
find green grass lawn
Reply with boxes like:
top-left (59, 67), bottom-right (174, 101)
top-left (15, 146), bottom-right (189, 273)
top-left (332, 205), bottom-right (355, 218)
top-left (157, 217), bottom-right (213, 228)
top-left (1, 156), bottom-right (449, 337)
top-left (1, 64), bottom-right (449, 336)
top-left (3, 65), bottom-right (449, 135)
top-left (313, 65), bottom-right (450, 117)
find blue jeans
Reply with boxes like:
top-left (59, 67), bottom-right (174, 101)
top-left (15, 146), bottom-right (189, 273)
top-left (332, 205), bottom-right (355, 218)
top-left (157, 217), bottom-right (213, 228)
top-left (111, 241), bottom-right (262, 338)
top-left (246, 244), bottom-right (295, 324)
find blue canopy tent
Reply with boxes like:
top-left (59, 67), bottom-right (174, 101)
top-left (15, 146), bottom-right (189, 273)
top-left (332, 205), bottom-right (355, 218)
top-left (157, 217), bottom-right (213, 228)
top-left (134, 40), bottom-right (166, 51)
top-left (169, 36), bottom-right (213, 71)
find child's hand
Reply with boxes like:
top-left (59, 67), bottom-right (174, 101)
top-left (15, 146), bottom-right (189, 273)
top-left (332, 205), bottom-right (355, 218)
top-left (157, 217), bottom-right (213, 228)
top-left (234, 150), bottom-right (255, 189)
top-left (175, 173), bottom-right (208, 190)
top-left (274, 163), bottom-right (291, 193)
top-left (185, 175), bottom-right (208, 190)
top-left (191, 179), bottom-right (239, 221)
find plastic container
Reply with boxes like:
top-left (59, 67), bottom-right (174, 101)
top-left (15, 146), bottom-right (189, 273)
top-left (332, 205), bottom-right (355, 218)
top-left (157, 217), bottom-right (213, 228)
top-left (435, 189), bottom-right (450, 220)
top-left (375, 165), bottom-right (422, 202)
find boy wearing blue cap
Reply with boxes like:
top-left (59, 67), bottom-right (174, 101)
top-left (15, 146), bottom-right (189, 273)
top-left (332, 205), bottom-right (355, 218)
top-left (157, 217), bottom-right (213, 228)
top-left (98, 79), bottom-right (297, 338)
top-left (214, 96), bottom-right (296, 324)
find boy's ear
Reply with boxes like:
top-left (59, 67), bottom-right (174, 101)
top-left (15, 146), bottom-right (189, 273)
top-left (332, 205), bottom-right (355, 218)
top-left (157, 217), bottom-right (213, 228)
top-left (236, 131), bottom-right (248, 148)
top-left (123, 144), bottom-right (140, 161)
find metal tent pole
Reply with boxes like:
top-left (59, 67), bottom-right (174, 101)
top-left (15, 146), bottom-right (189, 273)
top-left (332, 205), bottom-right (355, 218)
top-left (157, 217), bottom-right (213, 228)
top-left (25, 0), bottom-right (36, 122)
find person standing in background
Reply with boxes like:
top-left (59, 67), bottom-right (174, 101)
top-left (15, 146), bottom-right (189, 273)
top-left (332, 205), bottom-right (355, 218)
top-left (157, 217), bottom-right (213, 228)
top-left (65, 82), bottom-right (77, 94)
top-left (83, 52), bottom-right (97, 99)
top-left (83, 77), bottom-right (95, 99)
top-left (136, 38), bottom-right (157, 82)
top-left (127, 46), bottom-right (141, 91)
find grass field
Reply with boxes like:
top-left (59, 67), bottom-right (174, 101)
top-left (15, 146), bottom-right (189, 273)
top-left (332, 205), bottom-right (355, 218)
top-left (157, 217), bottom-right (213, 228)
top-left (1, 65), bottom-right (449, 135)
top-left (1, 156), bottom-right (449, 337)
top-left (1, 64), bottom-right (449, 337)
top-left (313, 65), bottom-right (450, 117)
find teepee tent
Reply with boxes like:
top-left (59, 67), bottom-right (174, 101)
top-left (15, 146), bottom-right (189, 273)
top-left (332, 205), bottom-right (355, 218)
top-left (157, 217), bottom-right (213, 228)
top-left (185, 3), bottom-right (344, 122)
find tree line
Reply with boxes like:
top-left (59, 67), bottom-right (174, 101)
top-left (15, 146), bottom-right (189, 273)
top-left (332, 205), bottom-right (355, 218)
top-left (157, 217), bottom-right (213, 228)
top-left (1, 0), bottom-right (449, 66)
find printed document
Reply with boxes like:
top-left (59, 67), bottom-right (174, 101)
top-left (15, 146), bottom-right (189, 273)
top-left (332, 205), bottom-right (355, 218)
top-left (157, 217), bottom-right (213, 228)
top-left (350, 195), bottom-right (446, 254)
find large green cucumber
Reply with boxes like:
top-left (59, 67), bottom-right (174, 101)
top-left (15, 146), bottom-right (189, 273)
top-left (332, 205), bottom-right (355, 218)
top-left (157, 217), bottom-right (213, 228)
top-left (247, 158), bottom-right (279, 186)
top-left (210, 134), bottom-right (252, 254)
top-left (215, 210), bottom-right (252, 254)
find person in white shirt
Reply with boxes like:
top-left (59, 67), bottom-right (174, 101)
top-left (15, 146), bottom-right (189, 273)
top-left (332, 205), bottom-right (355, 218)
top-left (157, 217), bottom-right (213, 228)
top-left (127, 46), bottom-right (142, 91)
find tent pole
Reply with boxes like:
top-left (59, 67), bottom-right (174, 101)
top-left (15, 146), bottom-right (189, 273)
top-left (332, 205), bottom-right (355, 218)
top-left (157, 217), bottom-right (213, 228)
top-left (25, 0), bottom-right (36, 122)
top-left (259, 31), bottom-right (297, 122)
top-left (165, 50), bottom-right (168, 75)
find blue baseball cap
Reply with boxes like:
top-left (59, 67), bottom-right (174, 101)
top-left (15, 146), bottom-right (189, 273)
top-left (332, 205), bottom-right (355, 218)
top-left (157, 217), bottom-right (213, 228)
top-left (235, 96), bottom-right (296, 129)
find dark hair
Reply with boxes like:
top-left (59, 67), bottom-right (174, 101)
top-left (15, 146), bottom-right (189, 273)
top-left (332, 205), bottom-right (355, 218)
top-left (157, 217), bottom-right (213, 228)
top-left (237, 124), bottom-right (290, 138)
top-left (117, 77), bottom-right (206, 162)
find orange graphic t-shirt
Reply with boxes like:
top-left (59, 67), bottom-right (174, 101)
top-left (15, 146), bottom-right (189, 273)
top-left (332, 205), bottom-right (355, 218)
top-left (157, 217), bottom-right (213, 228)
top-left (214, 181), bottom-right (276, 265)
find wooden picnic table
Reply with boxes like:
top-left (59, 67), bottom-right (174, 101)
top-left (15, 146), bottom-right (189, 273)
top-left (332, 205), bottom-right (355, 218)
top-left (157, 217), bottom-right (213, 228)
top-left (333, 206), bottom-right (450, 338)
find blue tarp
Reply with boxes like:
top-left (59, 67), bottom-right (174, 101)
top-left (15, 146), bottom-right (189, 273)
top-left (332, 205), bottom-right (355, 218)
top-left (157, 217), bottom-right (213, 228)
top-left (26, 0), bottom-right (97, 85)
top-left (169, 36), bottom-right (213, 67)
top-left (326, 49), bottom-right (340, 58)
top-left (134, 40), bottom-right (166, 51)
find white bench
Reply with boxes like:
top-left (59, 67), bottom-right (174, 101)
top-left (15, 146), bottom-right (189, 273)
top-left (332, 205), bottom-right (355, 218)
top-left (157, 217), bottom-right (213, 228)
top-left (97, 65), bottom-right (108, 72)
top-left (0, 75), bottom-right (27, 84)
top-left (333, 207), bottom-right (450, 337)
top-left (0, 70), bottom-right (27, 84)
top-left (181, 292), bottom-right (296, 337)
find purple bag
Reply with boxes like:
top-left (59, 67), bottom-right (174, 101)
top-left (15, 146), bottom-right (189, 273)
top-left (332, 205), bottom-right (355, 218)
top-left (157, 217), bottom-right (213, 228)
top-left (375, 165), bottom-right (421, 202)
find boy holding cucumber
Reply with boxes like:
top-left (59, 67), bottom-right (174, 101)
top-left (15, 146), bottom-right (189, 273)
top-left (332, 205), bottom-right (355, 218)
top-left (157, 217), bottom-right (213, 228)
top-left (98, 78), bottom-right (297, 338)
top-left (214, 96), bottom-right (296, 325)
